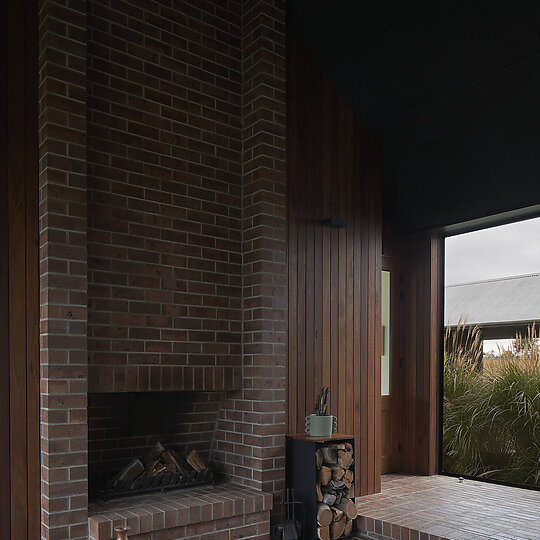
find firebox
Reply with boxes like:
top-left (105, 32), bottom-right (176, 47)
top-left (88, 390), bottom-right (223, 500)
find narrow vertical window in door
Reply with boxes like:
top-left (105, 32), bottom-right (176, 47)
top-left (381, 261), bottom-right (402, 474)
top-left (381, 271), bottom-right (391, 397)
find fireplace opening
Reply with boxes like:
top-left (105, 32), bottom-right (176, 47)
top-left (88, 391), bottom-right (223, 500)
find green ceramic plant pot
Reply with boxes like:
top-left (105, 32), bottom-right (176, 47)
top-left (305, 414), bottom-right (337, 437)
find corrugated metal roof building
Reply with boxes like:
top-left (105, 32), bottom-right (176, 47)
top-left (445, 273), bottom-right (540, 338)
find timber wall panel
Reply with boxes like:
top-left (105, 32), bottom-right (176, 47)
top-left (0, 0), bottom-right (40, 540)
top-left (382, 224), bottom-right (443, 477)
top-left (400, 232), bottom-right (443, 475)
top-left (287, 37), bottom-right (382, 496)
top-left (2, 1), bottom-right (40, 538)
top-left (0, 14), bottom-right (8, 532)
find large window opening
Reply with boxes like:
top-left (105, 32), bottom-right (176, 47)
top-left (443, 217), bottom-right (540, 488)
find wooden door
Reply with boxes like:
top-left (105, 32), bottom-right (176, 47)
top-left (380, 257), bottom-right (402, 473)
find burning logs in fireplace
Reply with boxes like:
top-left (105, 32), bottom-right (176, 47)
top-left (315, 443), bottom-right (357, 540)
top-left (98, 442), bottom-right (214, 501)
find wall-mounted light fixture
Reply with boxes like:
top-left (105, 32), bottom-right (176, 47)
top-left (322, 217), bottom-right (347, 228)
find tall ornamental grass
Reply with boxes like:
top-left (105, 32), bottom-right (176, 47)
top-left (443, 323), bottom-right (540, 487)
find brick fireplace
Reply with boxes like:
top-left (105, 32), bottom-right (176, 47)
top-left (86, 391), bottom-right (273, 540)
top-left (39, 0), bottom-right (286, 538)
top-left (87, 391), bottom-right (223, 495)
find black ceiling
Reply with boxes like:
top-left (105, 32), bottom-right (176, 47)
top-left (288, 1), bottom-right (540, 233)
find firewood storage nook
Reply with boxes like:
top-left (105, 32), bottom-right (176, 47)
top-left (286, 434), bottom-right (358, 540)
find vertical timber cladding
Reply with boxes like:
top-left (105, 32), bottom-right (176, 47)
top-left (0, 4), bottom-right (8, 535)
top-left (287, 37), bottom-right (382, 496)
top-left (400, 232), bottom-right (443, 476)
top-left (4, 0), bottom-right (40, 538)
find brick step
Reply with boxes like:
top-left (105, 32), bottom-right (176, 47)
top-left (88, 483), bottom-right (272, 540)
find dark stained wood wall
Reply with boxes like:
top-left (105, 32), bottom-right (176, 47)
top-left (0, 1), bottom-right (9, 531)
top-left (400, 233), bottom-right (443, 475)
top-left (1, 1), bottom-right (40, 537)
top-left (383, 226), bottom-right (443, 476)
top-left (287, 37), bottom-right (382, 496)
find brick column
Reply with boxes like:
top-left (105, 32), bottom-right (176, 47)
top-left (240, 0), bottom-right (287, 494)
top-left (39, 1), bottom-right (88, 538)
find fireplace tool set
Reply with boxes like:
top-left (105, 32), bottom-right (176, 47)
top-left (272, 488), bottom-right (304, 540)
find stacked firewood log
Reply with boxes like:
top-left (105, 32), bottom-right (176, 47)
top-left (112, 442), bottom-right (212, 489)
top-left (315, 443), bottom-right (358, 539)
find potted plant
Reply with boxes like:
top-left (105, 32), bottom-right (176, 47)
top-left (305, 386), bottom-right (337, 437)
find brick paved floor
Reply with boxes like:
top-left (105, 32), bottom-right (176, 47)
top-left (355, 474), bottom-right (540, 540)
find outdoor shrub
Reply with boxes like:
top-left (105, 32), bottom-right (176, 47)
top-left (443, 323), bottom-right (540, 487)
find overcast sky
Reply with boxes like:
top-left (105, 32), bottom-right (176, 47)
top-left (445, 217), bottom-right (540, 286)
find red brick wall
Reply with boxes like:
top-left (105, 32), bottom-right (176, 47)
top-left (241, 0), bottom-right (287, 495)
top-left (39, 0), bottom-right (89, 538)
top-left (213, 0), bottom-right (287, 494)
top-left (40, 0), bottom-right (287, 536)
top-left (86, 0), bottom-right (244, 394)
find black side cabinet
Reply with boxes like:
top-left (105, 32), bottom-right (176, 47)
top-left (286, 434), bottom-right (356, 540)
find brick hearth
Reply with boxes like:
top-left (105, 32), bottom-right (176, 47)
top-left (88, 483), bottom-right (272, 540)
